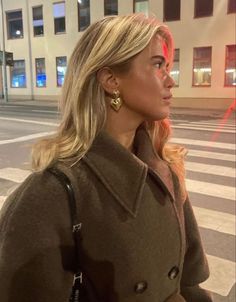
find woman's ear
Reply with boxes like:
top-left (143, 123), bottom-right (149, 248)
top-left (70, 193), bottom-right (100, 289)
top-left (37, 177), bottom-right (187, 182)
top-left (97, 67), bottom-right (119, 94)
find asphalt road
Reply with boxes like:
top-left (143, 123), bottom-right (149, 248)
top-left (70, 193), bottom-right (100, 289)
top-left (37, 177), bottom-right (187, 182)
top-left (0, 101), bottom-right (235, 302)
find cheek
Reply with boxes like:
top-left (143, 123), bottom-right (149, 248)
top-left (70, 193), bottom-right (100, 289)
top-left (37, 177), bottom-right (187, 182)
top-left (128, 73), bottom-right (162, 94)
top-left (119, 69), bottom-right (164, 106)
top-left (121, 79), bottom-right (163, 111)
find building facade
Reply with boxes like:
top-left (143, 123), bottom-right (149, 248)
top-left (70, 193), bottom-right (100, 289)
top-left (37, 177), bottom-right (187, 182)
top-left (0, 0), bottom-right (235, 109)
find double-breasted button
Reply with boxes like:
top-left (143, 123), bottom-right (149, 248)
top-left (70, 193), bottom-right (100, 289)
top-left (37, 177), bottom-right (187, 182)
top-left (134, 281), bottom-right (148, 294)
top-left (168, 266), bottom-right (179, 280)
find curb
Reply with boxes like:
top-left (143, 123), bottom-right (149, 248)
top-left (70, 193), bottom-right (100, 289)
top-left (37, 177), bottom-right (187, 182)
top-left (0, 99), bottom-right (235, 119)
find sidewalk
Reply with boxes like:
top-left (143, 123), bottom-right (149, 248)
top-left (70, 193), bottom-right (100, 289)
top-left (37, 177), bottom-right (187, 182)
top-left (0, 98), bottom-right (235, 119)
top-left (0, 98), bottom-right (58, 107)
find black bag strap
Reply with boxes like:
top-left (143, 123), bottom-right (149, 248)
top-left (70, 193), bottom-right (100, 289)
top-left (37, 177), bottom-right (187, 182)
top-left (47, 167), bottom-right (82, 302)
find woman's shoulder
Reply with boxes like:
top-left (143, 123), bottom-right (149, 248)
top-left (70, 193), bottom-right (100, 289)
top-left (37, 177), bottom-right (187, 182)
top-left (0, 160), bottom-right (92, 229)
top-left (0, 168), bottom-right (75, 289)
top-left (3, 169), bottom-right (63, 204)
top-left (0, 169), bottom-right (69, 232)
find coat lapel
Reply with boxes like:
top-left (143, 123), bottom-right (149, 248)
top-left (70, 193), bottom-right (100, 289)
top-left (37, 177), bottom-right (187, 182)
top-left (83, 126), bottom-right (175, 218)
top-left (133, 126), bottom-right (175, 202)
top-left (83, 131), bottom-right (148, 218)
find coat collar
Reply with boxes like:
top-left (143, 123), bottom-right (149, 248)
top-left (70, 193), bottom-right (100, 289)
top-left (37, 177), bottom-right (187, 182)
top-left (133, 126), bottom-right (175, 202)
top-left (83, 126), bottom-right (175, 217)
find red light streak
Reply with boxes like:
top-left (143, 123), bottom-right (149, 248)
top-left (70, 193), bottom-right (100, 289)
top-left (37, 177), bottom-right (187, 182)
top-left (210, 99), bottom-right (236, 143)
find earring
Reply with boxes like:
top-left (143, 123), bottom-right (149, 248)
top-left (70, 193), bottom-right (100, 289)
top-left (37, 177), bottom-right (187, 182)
top-left (110, 90), bottom-right (122, 112)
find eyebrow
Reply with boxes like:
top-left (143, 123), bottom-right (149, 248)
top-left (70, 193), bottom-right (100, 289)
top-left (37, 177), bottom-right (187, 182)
top-left (151, 55), bottom-right (170, 68)
top-left (151, 55), bottom-right (166, 62)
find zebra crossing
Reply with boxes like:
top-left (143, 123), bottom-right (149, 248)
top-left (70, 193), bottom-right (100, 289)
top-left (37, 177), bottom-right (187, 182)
top-left (171, 118), bottom-right (236, 299)
top-left (0, 116), bottom-right (235, 300)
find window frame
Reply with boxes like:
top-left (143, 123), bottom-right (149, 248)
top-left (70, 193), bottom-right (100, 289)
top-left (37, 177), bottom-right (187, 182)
top-left (35, 58), bottom-right (46, 88)
top-left (171, 48), bottom-right (180, 87)
top-left (194, 0), bottom-right (214, 18)
top-left (10, 59), bottom-right (26, 88)
top-left (78, 0), bottom-right (90, 32)
top-left (32, 5), bottom-right (44, 37)
top-left (53, 1), bottom-right (66, 35)
top-left (104, 0), bottom-right (118, 16)
top-left (133, 0), bottom-right (149, 15)
top-left (163, 0), bottom-right (181, 22)
top-left (6, 9), bottom-right (24, 40)
top-left (192, 46), bottom-right (212, 87)
top-left (56, 56), bottom-right (67, 87)
top-left (227, 0), bottom-right (236, 14)
top-left (224, 44), bottom-right (236, 87)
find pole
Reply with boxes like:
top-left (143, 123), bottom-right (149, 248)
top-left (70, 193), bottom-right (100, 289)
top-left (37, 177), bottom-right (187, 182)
top-left (25, 0), bottom-right (34, 100)
top-left (0, 0), bottom-right (8, 102)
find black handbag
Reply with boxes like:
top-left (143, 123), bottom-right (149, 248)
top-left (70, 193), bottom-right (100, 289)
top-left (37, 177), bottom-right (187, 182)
top-left (47, 167), bottom-right (83, 302)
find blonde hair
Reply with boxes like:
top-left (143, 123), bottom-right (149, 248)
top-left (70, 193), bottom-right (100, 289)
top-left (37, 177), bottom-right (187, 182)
top-left (31, 13), bottom-right (187, 199)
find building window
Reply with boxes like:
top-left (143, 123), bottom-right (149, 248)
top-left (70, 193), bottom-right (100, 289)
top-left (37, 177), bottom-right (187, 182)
top-left (78, 0), bottom-right (90, 31)
top-left (56, 57), bottom-right (67, 87)
top-left (104, 0), bottom-right (118, 15)
top-left (133, 0), bottom-right (148, 16)
top-left (228, 0), bottom-right (236, 13)
top-left (170, 49), bottom-right (180, 86)
top-left (35, 58), bottom-right (46, 87)
top-left (33, 6), bottom-right (44, 36)
top-left (10, 60), bottom-right (26, 88)
top-left (194, 0), bottom-right (213, 18)
top-left (163, 0), bottom-right (180, 21)
top-left (6, 10), bottom-right (24, 39)
top-left (193, 47), bottom-right (212, 86)
top-left (0, 52), bottom-right (13, 66)
top-left (53, 2), bottom-right (66, 34)
top-left (225, 45), bottom-right (236, 86)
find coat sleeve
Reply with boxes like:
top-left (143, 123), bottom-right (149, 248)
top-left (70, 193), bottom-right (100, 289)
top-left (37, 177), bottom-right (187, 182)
top-left (180, 197), bottom-right (213, 302)
top-left (0, 171), bottom-right (75, 302)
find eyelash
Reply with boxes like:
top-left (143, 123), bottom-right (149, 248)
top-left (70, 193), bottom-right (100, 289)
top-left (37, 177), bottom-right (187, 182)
top-left (155, 62), bottom-right (170, 72)
top-left (155, 62), bottom-right (164, 69)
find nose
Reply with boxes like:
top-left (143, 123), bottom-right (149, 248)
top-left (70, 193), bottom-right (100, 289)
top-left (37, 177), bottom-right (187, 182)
top-left (163, 71), bottom-right (175, 88)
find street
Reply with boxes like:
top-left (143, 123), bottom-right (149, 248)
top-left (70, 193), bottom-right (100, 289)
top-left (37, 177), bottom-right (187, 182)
top-left (0, 101), bottom-right (235, 302)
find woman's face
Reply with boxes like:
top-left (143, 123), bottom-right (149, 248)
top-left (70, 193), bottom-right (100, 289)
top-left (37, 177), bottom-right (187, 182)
top-left (116, 35), bottom-right (175, 122)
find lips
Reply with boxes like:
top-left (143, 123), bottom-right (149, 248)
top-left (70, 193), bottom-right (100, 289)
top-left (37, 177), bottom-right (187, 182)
top-left (163, 94), bottom-right (172, 100)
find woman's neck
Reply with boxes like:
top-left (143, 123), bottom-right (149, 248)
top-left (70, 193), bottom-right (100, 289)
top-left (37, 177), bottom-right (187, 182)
top-left (106, 127), bottom-right (136, 151)
top-left (105, 102), bottom-right (145, 151)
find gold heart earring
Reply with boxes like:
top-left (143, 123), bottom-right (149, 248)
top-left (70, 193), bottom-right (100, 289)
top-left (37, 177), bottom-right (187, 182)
top-left (110, 90), bottom-right (123, 112)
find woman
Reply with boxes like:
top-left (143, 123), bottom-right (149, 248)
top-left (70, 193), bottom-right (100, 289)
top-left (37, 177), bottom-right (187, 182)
top-left (0, 14), bottom-right (212, 302)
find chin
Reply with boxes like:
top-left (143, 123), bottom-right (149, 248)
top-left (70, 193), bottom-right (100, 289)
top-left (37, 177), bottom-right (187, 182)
top-left (149, 109), bottom-right (170, 121)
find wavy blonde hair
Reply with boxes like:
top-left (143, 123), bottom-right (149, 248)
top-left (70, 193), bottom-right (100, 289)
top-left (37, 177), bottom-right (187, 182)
top-left (32, 14), bottom-right (187, 198)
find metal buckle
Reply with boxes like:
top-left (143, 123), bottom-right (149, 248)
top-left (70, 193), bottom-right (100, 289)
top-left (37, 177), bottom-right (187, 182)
top-left (73, 272), bottom-right (83, 285)
top-left (73, 223), bottom-right (82, 233)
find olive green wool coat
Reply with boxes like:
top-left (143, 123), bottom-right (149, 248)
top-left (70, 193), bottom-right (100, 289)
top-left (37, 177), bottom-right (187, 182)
top-left (0, 127), bottom-right (213, 302)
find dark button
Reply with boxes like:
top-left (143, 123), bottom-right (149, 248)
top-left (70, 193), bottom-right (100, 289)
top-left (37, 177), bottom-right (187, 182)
top-left (168, 266), bottom-right (179, 280)
top-left (134, 281), bottom-right (148, 294)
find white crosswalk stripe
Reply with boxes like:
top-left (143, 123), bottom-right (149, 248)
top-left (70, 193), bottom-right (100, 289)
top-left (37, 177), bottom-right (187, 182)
top-left (186, 176), bottom-right (235, 202)
top-left (181, 122), bottom-right (236, 128)
top-left (185, 162), bottom-right (235, 177)
top-left (0, 116), bottom-right (235, 298)
top-left (0, 116), bottom-right (58, 127)
top-left (193, 206), bottom-right (235, 236)
top-left (172, 124), bottom-right (235, 133)
top-left (201, 255), bottom-right (236, 296)
top-left (0, 167), bottom-right (31, 182)
top-left (171, 137), bottom-right (235, 150)
top-left (171, 119), bottom-right (236, 127)
top-left (187, 149), bottom-right (235, 161)
top-left (188, 121), bottom-right (236, 127)
top-left (0, 131), bottom-right (56, 145)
